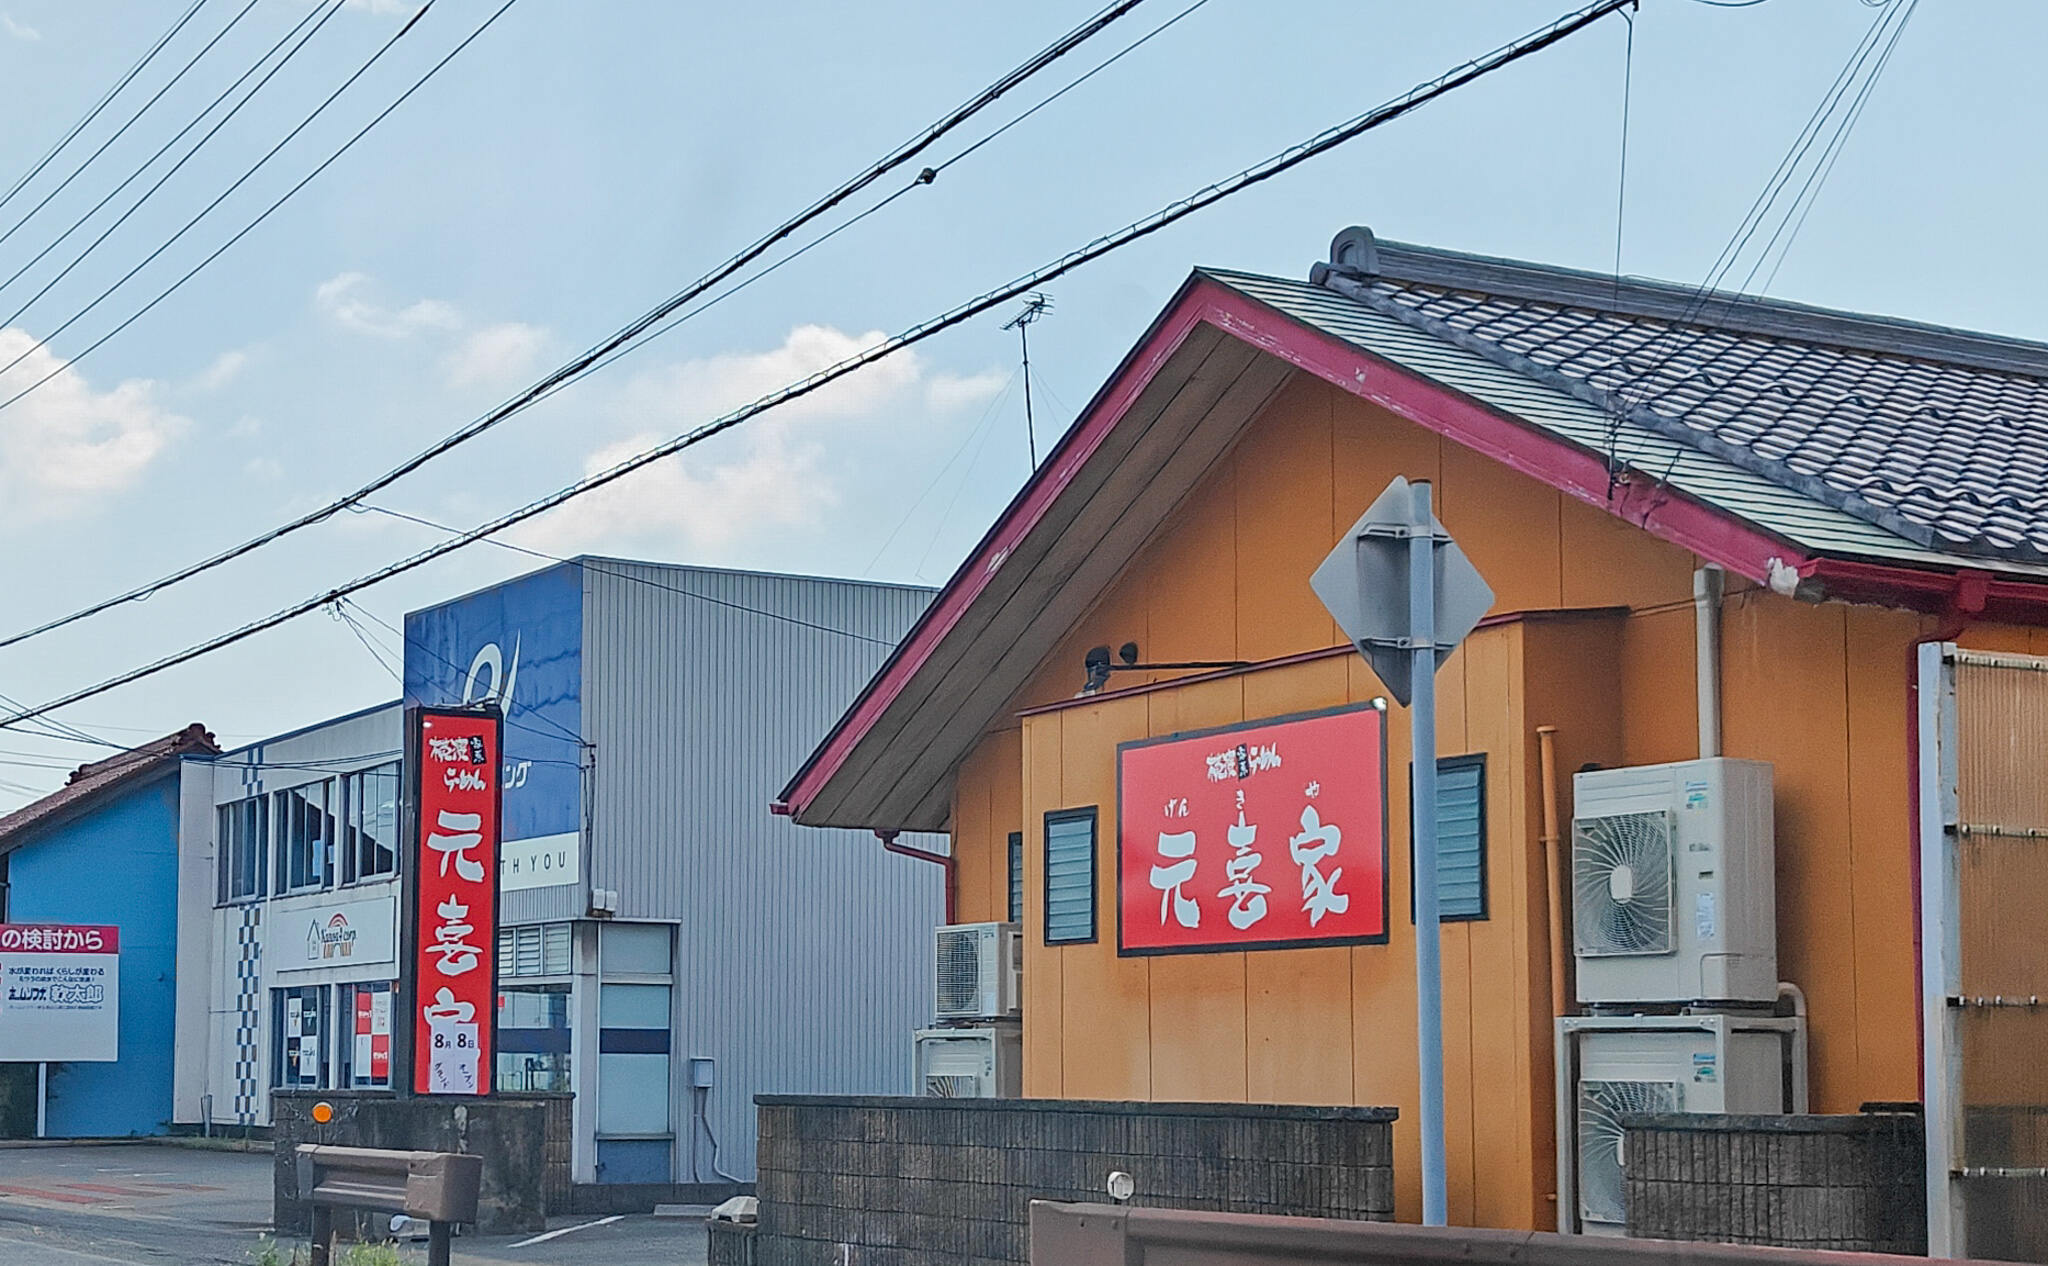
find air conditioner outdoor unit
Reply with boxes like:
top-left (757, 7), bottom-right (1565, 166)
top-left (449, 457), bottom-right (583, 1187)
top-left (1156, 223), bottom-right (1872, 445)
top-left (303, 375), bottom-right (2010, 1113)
top-left (914, 1023), bottom-right (1022, 1098)
top-left (1556, 1014), bottom-right (1808, 1236)
top-left (933, 921), bottom-right (1022, 1021)
top-left (1572, 758), bottom-right (1777, 1005)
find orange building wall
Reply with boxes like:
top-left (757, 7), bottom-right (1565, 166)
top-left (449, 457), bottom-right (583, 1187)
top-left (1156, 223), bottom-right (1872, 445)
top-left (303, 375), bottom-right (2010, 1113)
top-left (939, 369), bottom-right (2040, 1226)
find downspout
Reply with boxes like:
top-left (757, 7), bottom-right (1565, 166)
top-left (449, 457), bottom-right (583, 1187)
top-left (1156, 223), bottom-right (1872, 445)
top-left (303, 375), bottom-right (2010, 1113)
top-left (1695, 565), bottom-right (1724, 759)
top-left (1536, 726), bottom-right (1571, 1019)
top-left (879, 830), bottom-right (956, 926)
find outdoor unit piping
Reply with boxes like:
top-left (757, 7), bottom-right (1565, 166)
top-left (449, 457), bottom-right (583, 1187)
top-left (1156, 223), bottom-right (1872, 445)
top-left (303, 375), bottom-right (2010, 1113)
top-left (879, 830), bottom-right (956, 925)
top-left (1695, 565), bottom-right (1725, 760)
top-left (1537, 725), bottom-right (1570, 1019)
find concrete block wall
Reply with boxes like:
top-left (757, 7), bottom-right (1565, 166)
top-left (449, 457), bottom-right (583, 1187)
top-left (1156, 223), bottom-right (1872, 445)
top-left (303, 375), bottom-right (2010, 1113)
top-left (1623, 1107), bottom-right (1925, 1253)
top-left (744, 1095), bottom-right (1396, 1266)
top-left (272, 1090), bottom-right (556, 1236)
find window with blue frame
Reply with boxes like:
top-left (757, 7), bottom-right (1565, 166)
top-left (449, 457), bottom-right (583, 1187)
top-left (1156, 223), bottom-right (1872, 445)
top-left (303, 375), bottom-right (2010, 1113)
top-left (1007, 831), bottom-right (1023, 924)
top-left (1043, 809), bottom-right (1098, 945)
top-left (1411, 753), bottom-right (1488, 922)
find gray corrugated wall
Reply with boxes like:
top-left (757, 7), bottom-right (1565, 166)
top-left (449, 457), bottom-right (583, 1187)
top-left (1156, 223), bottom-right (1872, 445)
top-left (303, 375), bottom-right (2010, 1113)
top-left (580, 560), bottom-right (943, 1181)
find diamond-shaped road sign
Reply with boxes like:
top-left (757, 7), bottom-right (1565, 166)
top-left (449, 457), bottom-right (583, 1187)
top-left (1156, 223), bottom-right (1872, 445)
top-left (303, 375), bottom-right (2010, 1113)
top-left (1310, 476), bottom-right (1494, 706)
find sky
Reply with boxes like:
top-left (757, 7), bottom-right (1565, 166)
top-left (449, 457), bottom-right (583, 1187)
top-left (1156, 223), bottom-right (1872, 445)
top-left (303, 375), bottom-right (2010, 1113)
top-left (0, 0), bottom-right (2031, 807)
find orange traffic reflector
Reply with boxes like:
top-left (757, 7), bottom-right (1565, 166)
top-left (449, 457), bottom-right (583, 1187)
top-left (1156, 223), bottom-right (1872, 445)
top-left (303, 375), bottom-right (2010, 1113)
top-left (311, 1101), bottom-right (334, 1125)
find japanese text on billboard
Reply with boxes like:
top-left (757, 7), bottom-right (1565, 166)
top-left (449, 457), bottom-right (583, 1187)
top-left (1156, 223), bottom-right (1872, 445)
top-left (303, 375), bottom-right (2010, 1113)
top-left (410, 710), bottom-right (500, 1095)
top-left (1117, 706), bottom-right (1387, 955)
top-left (0, 924), bottom-right (120, 1062)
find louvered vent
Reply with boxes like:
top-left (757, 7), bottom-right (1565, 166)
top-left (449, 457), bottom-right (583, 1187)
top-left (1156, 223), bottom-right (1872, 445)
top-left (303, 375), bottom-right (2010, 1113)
top-left (1577, 1078), bottom-right (1680, 1225)
top-left (1573, 810), bottom-right (1675, 957)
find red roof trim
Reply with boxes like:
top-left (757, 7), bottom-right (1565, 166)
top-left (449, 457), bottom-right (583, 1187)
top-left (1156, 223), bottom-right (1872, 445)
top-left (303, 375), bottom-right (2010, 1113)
top-left (781, 274), bottom-right (2048, 820)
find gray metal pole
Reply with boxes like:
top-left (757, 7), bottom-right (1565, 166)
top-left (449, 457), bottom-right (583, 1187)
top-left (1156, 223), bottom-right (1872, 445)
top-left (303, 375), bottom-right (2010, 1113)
top-left (35, 1063), bottom-right (45, 1139)
top-left (1408, 479), bottom-right (1447, 1226)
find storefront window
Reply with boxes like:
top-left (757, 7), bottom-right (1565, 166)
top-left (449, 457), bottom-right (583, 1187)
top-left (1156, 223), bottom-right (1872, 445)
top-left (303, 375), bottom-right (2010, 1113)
top-left (341, 764), bottom-right (400, 883)
top-left (217, 797), bottom-right (268, 903)
top-left (273, 985), bottom-right (328, 1088)
top-left (338, 982), bottom-right (395, 1089)
top-left (276, 780), bottom-right (335, 893)
top-left (498, 984), bottom-right (573, 1092)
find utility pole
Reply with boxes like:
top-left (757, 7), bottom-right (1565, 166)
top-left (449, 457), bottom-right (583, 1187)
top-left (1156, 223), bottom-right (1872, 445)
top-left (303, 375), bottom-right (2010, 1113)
top-left (1004, 293), bottom-right (1052, 468)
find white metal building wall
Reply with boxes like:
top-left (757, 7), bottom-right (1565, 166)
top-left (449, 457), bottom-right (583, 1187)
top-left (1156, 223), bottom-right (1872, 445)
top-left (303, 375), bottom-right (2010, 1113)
top-left (174, 702), bottom-right (403, 1129)
top-left (579, 560), bottom-right (943, 1181)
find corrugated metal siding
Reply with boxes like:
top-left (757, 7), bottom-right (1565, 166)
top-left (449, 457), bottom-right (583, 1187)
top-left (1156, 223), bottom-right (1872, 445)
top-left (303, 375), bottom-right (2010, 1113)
top-left (1207, 271), bottom-right (2048, 579)
top-left (581, 561), bottom-right (942, 1179)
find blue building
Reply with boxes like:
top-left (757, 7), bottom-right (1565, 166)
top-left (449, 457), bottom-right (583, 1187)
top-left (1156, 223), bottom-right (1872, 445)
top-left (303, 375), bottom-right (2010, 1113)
top-left (0, 725), bottom-right (219, 1137)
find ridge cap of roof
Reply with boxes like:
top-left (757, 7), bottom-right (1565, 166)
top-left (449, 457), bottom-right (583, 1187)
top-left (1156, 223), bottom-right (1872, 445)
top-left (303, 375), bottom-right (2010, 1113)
top-left (1297, 225), bottom-right (2048, 379)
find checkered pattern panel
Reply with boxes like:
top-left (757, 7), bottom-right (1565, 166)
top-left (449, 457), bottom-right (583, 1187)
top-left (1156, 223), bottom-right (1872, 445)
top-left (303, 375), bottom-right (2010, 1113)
top-left (232, 905), bottom-right (262, 1123)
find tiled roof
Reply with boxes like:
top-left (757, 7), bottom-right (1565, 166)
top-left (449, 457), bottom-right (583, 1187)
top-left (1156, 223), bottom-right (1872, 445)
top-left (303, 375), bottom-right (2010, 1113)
top-left (1308, 229), bottom-right (2048, 565)
top-left (0, 723), bottom-right (218, 850)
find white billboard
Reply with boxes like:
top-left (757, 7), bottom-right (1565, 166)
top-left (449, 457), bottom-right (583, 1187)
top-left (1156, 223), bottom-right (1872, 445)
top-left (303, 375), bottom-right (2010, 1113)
top-left (270, 896), bottom-right (396, 973)
top-left (0, 924), bottom-right (119, 1062)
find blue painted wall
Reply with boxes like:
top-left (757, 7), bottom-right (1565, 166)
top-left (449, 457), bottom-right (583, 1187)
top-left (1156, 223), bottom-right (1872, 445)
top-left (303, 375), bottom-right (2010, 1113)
top-left (6, 771), bottom-right (182, 1137)
top-left (403, 561), bottom-right (584, 849)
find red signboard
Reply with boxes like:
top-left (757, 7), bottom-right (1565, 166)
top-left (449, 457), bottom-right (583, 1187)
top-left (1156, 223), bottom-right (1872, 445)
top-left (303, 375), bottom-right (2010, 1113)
top-left (408, 708), bottom-right (501, 1095)
top-left (0, 924), bottom-right (117, 953)
top-left (1117, 705), bottom-right (1387, 955)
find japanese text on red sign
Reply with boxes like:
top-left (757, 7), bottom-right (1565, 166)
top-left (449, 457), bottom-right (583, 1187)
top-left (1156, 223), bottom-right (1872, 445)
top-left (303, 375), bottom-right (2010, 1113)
top-left (411, 711), bottom-right (499, 1095)
top-left (1118, 707), bottom-right (1386, 954)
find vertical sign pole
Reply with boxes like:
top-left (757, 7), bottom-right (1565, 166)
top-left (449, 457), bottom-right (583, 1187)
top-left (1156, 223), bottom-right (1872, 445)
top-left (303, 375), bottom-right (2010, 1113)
top-left (1409, 480), bottom-right (1447, 1226)
top-left (34, 1062), bottom-right (46, 1139)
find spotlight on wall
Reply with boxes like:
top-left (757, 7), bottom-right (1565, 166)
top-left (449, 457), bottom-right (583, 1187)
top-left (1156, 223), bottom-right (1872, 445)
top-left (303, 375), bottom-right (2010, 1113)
top-left (1080, 643), bottom-right (1252, 696)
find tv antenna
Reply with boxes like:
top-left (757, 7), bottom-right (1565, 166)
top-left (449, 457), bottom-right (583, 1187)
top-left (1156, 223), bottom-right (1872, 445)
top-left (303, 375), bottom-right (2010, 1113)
top-left (1003, 293), bottom-right (1053, 468)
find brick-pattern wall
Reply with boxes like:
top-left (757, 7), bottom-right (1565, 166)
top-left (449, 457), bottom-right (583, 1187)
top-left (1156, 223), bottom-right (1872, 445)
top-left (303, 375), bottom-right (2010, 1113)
top-left (1624, 1108), bottom-right (1925, 1253)
top-left (745, 1095), bottom-right (1396, 1266)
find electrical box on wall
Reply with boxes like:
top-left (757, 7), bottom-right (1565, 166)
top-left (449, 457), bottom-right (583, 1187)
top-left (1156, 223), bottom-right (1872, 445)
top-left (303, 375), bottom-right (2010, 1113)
top-left (1555, 1014), bottom-right (1808, 1236)
top-left (1572, 758), bottom-right (1777, 1005)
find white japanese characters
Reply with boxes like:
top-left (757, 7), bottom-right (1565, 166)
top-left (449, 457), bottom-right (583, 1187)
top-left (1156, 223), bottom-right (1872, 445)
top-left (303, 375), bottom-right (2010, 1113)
top-left (1218, 789), bottom-right (1272, 929)
top-left (426, 896), bottom-right (483, 976)
top-left (1149, 831), bottom-right (1200, 928)
top-left (1289, 799), bottom-right (1350, 927)
top-left (427, 809), bottom-right (486, 882)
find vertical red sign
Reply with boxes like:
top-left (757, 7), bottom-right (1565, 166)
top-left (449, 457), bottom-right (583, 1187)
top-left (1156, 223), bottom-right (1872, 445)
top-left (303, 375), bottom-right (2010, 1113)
top-left (1117, 705), bottom-right (1388, 955)
top-left (410, 708), bottom-right (501, 1095)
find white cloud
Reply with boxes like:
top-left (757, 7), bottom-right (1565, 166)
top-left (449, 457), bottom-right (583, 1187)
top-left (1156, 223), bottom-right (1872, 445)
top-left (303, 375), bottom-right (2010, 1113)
top-left (512, 324), bottom-right (1003, 558)
top-left (517, 427), bottom-right (834, 555)
top-left (190, 349), bottom-right (249, 393)
top-left (443, 322), bottom-right (548, 390)
top-left (0, 329), bottom-right (183, 515)
top-left (2, 13), bottom-right (39, 40)
top-left (244, 456), bottom-right (284, 482)
top-left (315, 272), bottom-right (459, 339)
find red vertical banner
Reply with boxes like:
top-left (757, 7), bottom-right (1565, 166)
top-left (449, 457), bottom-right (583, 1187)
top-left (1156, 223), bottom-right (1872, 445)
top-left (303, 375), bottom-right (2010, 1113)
top-left (409, 708), bottom-right (501, 1095)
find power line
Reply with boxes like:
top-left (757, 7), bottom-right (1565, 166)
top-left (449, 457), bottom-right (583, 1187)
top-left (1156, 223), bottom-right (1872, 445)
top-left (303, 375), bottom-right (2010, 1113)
top-left (0, 0), bottom-right (211, 216)
top-left (354, 503), bottom-right (904, 647)
top-left (0, 0), bottom-right (1153, 655)
top-left (0, 0), bottom-right (442, 385)
top-left (0, 0), bottom-right (343, 306)
top-left (1593, 0), bottom-right (1903, 488)
top-left (0, 0), bottom-right (265, 260)
top-left (0, 0), bottom-right (1634, 735)
top-left (1755, 0), bottom-right (1918, 294)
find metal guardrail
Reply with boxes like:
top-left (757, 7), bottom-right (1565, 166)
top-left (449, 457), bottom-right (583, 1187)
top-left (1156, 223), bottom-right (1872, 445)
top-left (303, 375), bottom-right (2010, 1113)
top-left (1028, 1202), bottom-right (1958, 1266)
top-left (295, 1144), bottom-right (482, 1266)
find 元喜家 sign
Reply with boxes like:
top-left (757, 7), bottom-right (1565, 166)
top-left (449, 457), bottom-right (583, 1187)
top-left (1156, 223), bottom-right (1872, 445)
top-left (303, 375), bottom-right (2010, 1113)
top-left (1117, 706), bottom-right (1387, 955)
top-left (409, 708), bottom-right (501, 1096)
top-left (0, 923), bottom-right (120, 1062)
